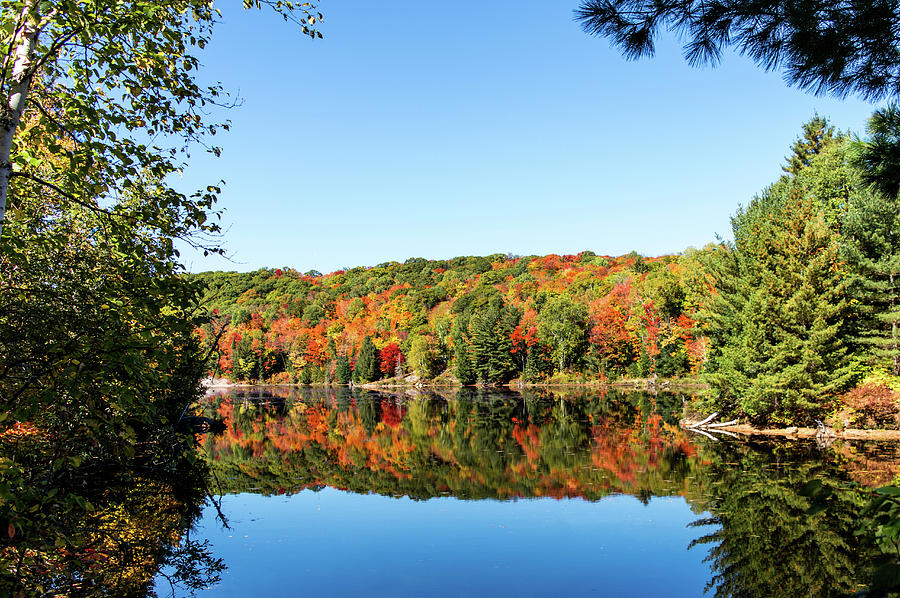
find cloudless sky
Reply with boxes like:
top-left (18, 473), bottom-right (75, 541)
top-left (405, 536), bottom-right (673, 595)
top-left (176, 0), bottom-right (879, 274)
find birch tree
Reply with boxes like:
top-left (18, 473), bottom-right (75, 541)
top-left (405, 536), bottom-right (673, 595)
top-left (0, 0), bottom-right (322, 240)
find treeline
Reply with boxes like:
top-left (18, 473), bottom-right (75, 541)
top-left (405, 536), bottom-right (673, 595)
top-left (193, 248), bottom-right (707, 387)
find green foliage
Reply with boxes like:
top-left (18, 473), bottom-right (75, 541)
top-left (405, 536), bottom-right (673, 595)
top-left (406, 334), bottom-right (437, 379)
top-left (462, 293), bottom-right (519, 384)
top-left (354, 336), bottom-right (380, 383)
top-left (335, 354), bottom-right (352, 385)
top-left (783, 115), bottom-right (838, 175)
top-left (0, 2), bottom-right (327, 591)
top-left (843, 187), bottom-right (900, 375)
top-left (576, 0), bottom-right (900, 100)
top-left (626, 250), bottom-right (649, 274)
top-left (656, 342), bottom-right (689, 377)
top-left (454, 336), bottom-right (477, 385)
top-left (843, 105), bottom-right (900, 377)
top-left (0, 186), bottom-right (221, 594)
top-left (538, 295), bottom-right (589, 372)
top-left (692, 443), bottom-right (869, 598)
top-left (702, 140), bottom-right (858, 424)
top-left (858, 103), bottom-right (900, 200)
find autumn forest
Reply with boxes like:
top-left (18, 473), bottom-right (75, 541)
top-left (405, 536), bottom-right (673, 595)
top-left (194, 113), bottom-right (900, 428)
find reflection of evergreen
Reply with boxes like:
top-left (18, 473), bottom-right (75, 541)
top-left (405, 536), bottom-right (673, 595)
top-left (200, 388), bottom-right (697, 501)
top-left (689, 441), bottom-right (870, 598)
top-left (357, 395), bottom-right (379, 436)
top-left (198, 387), bottom-right (894, 596)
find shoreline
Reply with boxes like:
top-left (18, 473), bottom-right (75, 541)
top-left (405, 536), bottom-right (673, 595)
top-left (202, 379), bottom-right (900, 441)
top-left (683, 422), bottom-right (900, 441)
top-left (202, 376), bottom-right (710, 393)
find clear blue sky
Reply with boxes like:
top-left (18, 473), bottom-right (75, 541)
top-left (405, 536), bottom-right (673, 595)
top-left (177, 0), bottom-right (879, 274)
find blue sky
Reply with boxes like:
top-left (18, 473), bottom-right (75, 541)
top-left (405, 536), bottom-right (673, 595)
top-left (177, 0), bottom-right (878, 274)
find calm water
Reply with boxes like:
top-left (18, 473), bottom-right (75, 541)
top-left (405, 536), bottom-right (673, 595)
top-left (168, 387), bottom-right (900, 597)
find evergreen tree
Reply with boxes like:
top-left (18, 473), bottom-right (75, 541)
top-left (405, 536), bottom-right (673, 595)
top-left (335, 354), bottom-right (352, 385)
top-left (454, 335), bottom-right (477, 385)
top-left (858, 103), bottom-right (900, 198)
top-left (354, 336), bottom-right (380, 383)
top-left (845, 106), bottom-right (900, 374)
top-left (703, 141), bottom-right (858, 424)
top-left (468, 296), bottom-right (517, 384)
top-left (783, 116), bottom-right (837, 175)
top-left (576, 0), bottom-right (900, 100)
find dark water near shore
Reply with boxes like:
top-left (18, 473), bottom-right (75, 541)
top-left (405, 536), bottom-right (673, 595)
top-left (165, 386), bottom-right (900, 597)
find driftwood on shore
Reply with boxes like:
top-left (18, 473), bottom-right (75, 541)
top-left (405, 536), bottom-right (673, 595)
top-left (681, 413), bottom-right (900, 441)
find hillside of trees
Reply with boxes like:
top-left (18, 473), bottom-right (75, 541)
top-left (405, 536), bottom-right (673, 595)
top-left (194, 111), bottom-right (900, 428)
top-left (192, 247), bottom-right (707, 387)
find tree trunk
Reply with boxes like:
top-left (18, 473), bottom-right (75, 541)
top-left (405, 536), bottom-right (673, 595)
top-left (892, 272), bottom-right (899, 376)
top-left (0, 1), bottom-right (40, 239)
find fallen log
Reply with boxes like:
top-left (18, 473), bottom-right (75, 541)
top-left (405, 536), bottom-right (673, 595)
top-left (706, 419), bottom-right (739, 428)
top-left (689, 412), bottom-right (718, 428)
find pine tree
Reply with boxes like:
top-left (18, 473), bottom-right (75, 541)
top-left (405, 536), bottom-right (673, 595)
top-left (454, 336), bottom-right (477, 385)
top-left (468, 297), bottom-right (517, 384)
top-left (354, 336), bottom-right (380, 383)
top-left (704, 141), bottom-right (857, 424)
top-left (858, 103), bottom-right (900, 198)
top-left (335, 354), bottom-right (352, 385)
top-left (783, 116), bottom-right (837, 175)
top-left (845, 108), bottom-right (900, 374)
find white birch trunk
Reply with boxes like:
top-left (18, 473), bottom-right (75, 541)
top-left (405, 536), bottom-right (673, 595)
top-left (0, 1), bottom-right (41, 239)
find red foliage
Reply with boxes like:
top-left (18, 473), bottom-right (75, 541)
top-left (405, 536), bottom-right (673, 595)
top-left (588, 282), bottom-right (638, 367)
top-left (380, 343), bottom-right (403, 376)
top-left (843, 384), bottom-right (900, 429)
top-left (510, 324), bottom-right (539, 355)
top-left (639, 300), bottom-right (661, 357)
top-left (380, 402), bottom-right (407, 427)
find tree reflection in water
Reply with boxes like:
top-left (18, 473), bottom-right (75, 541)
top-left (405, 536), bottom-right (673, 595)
top-left (687, 441), bottom-right (872, 597)
top-left (199, 387), bottom-right (900, 597)
top-left (7, 387), bottom-right (895, 596)
top-left (0, 425), bottom-right (224, 597)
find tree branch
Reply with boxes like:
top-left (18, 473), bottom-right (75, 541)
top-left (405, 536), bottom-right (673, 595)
top-left (9, 171), bottom-right (114, 217)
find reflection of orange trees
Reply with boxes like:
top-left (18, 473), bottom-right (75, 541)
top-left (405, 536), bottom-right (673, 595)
top-left (202, 394), bottom-right (703, 501)
top-left (585, 412), bottom-right (689, 492)
top-left (832, 442), bottom-right (900, 487)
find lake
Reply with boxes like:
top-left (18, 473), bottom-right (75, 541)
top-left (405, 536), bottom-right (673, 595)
top-left (162, 386), bottom-right (900, 597)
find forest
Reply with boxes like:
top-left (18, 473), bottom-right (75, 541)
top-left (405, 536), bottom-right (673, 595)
top-left (193, 111), bottom-right (900, 428)
top-left (4, 1), bottom-right (900, 595)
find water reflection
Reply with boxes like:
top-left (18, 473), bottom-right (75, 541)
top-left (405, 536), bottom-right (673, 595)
top-left (199, 387), bottom-right (699, 501)
top-left (197, 387), bottom-right (900, 597)
top-left (0, 431), bottom-right (222, 597)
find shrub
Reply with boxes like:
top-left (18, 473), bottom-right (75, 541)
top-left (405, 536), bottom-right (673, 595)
top-left (842, 384), bottom-right (900, 429)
